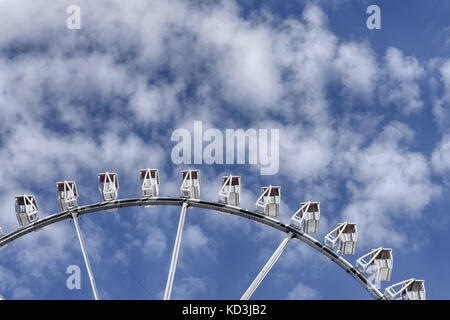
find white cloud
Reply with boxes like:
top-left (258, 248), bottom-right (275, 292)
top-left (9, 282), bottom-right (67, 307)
top-left (183, 225), bottom-right (209, 250)
top-left (341, 122), bottom-right (440, 247)
top-left (129, 81), bottom-right (184, 124)
top-left (196, 2), bottom-right (283, 109)
top-left (112, 250), bottom-right (130, 266)
top-left (334, 41), bottom-right (378, 100)
top-left (287, 281), bottom-right (320, 300)
top-left (141, 227), bottom-right (167, 258)
top-left (432, 59), bottom-right (450, 130)
top-left (379, 47), bottom-right (424, 114)
top-left (169, 276), bottom-right (207, 299)
top-left (0, 266), bottom-right (17, 293)
top-left (432, 134), bottom-right (450, 174)
top-left (278, 124), bottom-right (334, 181)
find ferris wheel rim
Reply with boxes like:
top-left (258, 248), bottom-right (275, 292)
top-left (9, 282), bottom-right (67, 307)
top-left (0, 196), bottom-right (384, 300)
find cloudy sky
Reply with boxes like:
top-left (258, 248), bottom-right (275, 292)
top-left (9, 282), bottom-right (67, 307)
top-left (0, 0), bottom-right (449, 300)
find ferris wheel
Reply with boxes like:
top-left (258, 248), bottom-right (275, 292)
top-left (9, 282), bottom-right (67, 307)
top-left (0, 169), bottom-right (425, 300)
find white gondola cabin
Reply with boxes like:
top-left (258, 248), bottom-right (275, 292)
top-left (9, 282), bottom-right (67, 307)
top-left (98, 172), bottom-right (119, 202)
top-left (290, 201), bottom-right (320, 234)
top-left (218, 175), bottom-right (241, 207)
top-left (15, 195), bottom-right (40, 226)
top-left (384, 278), bottom-right (425, 300)
top-left (324, 222), bottom-right (357, 255)
top-left (180, 169), bottom-right (200, 199)
top-left (140, 169), bottom-right (160, 197)
top-left (56, 181), bottom-right (78, 211)
top-left (402, 280), bottom-right (426, 300)
top-left (255, 186), bottom-right (280, 218)
top-left (356, 247), bottom-right (393, 281)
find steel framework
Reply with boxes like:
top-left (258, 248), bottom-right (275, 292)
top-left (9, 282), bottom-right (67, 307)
top-left (0, 171), bottom-right (426, 300)
top-left (384, 278), bottom-right (426, 300)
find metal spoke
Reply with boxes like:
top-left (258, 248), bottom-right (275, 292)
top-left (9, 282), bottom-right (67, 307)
top-left (72, 211), bottom-right (100, 300)
top-left (241, 234), bottom-right (293, 300)
top-left (164, 201), bottom-right (188, 300)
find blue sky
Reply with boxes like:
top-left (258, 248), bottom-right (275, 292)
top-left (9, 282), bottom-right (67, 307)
top-left (0, 0), bottom-right (450, 300)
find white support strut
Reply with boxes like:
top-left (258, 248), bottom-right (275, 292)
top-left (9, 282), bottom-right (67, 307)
top-left (164, 201), bottom-right (188, 300)
top-left (72, 212), bottom-right (100, 300)
top-left (241, 234), bottom-right (293, 300)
